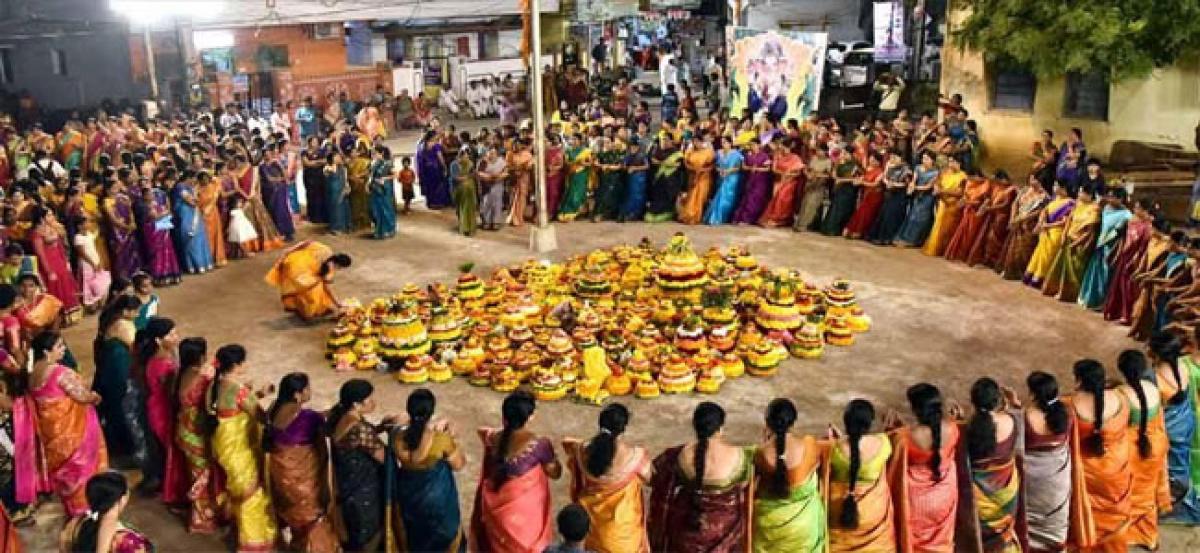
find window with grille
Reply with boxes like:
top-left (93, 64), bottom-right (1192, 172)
top-left (1064, 71), bottom-right (1110, 120)
top-left (991, 67), bottom-right (1036, 111)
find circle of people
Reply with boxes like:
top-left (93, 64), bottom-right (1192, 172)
top-left (24, 321), bottom-right (1200, 552)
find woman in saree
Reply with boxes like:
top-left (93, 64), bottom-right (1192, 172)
top-left (59, 473), bottom-right (153, 553)
top-left (759, 140), bottom-right (805, 228)
top-left (417, 132), bottom-right (451, 209)
top-left (558, 134), bottom-right (593, 222)
top-left (678, 134), bottom-right (716, 225)
top-left (894, 153), bottom-right (940, 248)
top-left (174, 337), bottom-right (223, 533)
top-left (263, 240), bottom-right (351, 322)
top-left (844, 154), bottom-right (885, 239)
top-left (962, 378), bottom-right (1026, 552)
top-left (324, 152), bottom-right (351, 235)
top-left (1149, 333), bottom-right (1200, 524)
top-left (943, 173), bottom-right (992, 261)
top-left (1071, 359), bottom-right (1134, 551)
top-left (753, 398), bottom-right (826, 553)
top-left (329, 379), bottom-right (393, 551)
top-left (230, 156), bottom-right (284, 253)
top-left (1128, 229), bottom-right (1188, 341)
top-left (301, 137), bottom-right (328, 224)
top-left (562, 404), bottom-right (651, 553)
top-left (139, 317), bottom-right (188, 507)
top-left (996, 177), bottom-right (1050, 281)
top-left (29, 207), bottom-right (81, 319)
top-left (195, 171), bottom-right (227, 267)
top-left (1021, 372), bottom-right (1082, 551)
top-left (1023, 182), bottom-right (1077, 288)
top-left (1041, 187), bottom-right (1101, 301)
top-left (1103, 199), bottom-right (1156, 324)
top-left (210, 344), bottom-right (278, 552)
top-left (820, 148), bottom-right (861, 236)
top-left (966, 172), bottom-right (1018, 267)
top-left (731, 140), bottom-right (773, 225)
top-left (544, 136), bottom-right (566, 221)
top-left (508, 140), bottom-right (535, 227)
top-left (266, 373), bottom-right (339, 552)
top-left (368, 145), bottom-right (397, 240)
top-left (450, 149), bottom-right (479, 236)
top-left (921, 156), bottom-right (968, 256)
top-left (620, 137), bottom-right (651, 222)
top-left (140, 183), bottom-right (181, 286)
top-left (648, 401), bottom-right (753, 552)
top-left (172, 173), bottom-right (214, 274)
top-left (828, 399), bottom-right (895, 552)
top-left (477, 147), bottom-right (509, 231)
top-left (886, 383), bottom-right (961, 552)
top-left (259, 148), bottom-right (295, 243)
top-left (30, 331), bottom-right (106, 516)
top-left (72, 215), bottom-right (112, 312)
top-left (702, 136), bottom-right (743, 225)
top-left (91, 295), bottom-right (148, 473)
top-left (869, 152), bottom-right (912, 245)
top-left (346, 145), bottom-right (372, 232)
top-left (56, 120), bottom-right (85, 171)
top-left (1115, 350), bottom-right (1171, 549)
top-left (593, 139), bottom-right (626, 222)
top-left (472, 391), bottom-right (560, 552)
top-left (389, 388), bottom-right (467, 552)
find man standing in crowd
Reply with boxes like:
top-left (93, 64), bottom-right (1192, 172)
top-left (295, 96), bottom-right (319, 141)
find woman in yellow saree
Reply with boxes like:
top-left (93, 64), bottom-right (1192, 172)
top-left (210, 344), bottom-right (277, 552)
top-left (828, 399), bottom-right (896, 553)
top-left (921, 157), bottom-right (967, 257)
top-left (1041, 187), bottom-right (1100, 302)
top-left (1024, 182), bottom-right (1076, 288)
top-left (264, 241), bottom-right (351, 322)
top-left (753, 398), bottom-right (826, 553)
top-left (678, 135), bottom-right (716, 225)
top-left (562, 404), bottom-right (651, 553)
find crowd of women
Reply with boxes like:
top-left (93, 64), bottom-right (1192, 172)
top-left (23, 322), bottom-right (1200, 552)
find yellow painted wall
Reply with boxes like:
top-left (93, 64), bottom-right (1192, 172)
top-left (940, 13), bottom-right (1200, 175)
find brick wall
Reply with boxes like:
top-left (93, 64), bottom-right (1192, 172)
top-left (228, 25), bottom-right (348, 78)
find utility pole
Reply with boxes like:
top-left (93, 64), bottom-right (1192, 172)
top-left (528, 0), bottom-right (558, 253)
top-left (144, 25), bottom-right (159, 99)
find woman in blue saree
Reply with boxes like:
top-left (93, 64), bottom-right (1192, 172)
top-left (1078, 188), bottom-right (1132, 309)
top-left (703, 136), bottom-right (743, 225)
top-left (894, 153), bottom-right (939, 248)
top-left (1149, 333), bottom-right (1200, 524)
top-left (172, 175), bottom-right (214, 274)
top-left (324, 153), bottom-right (351, 234)
top-left (619, 138), bottom-right (650, 222)
top-left (387, 389), bottom-right (467, 552)
top-left (368, 146), bottom-right (397, 240)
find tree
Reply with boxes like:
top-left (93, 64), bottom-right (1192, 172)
top-left (953, 0), bottom-right (1200, 80)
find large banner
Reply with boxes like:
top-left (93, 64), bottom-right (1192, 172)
top-left (873, 1), bottom-right (906, 63)
top-left (727, 28), bottom-right (827, 122)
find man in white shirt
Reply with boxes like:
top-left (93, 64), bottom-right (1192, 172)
top-left (269, 102), bottom-right (292, 137)
top-left (659, 54), bottom-right (678, 94)
top-left (480, 79), bottom-right (496, 116)
top-left (218, 103), bottom-right (244, 131)
top-left (438, 86), bottom-right (463, 117)
top-left (466, 82), bottom-right (488, 118)
top-left (247, 111), bottom-right (269, 136)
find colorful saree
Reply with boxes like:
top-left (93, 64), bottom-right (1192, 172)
top-left (964, 416), bottom-right (1027, 553)
top-left (268, 409), bottom-right (338, 553)
top-left (1102, 217), bottom-right (1153, 324)
top-left (1074, 394), bottom-right (1133, 551)
top-left (172, 182), bottom-right (214, 274)
top-left (1125, 399), bottom-right (1172, 549)
top-left (921, 169), bottom-right (967, 256)
top-left (507, 149), bottom-right (535, 226)
top-left (563, 440), bottom-right (651, 553)
top-left (332, 419), bottom-right (385, 551)
top-left (996, 188), bottom-right (1049, 280)
top-left (844, 167), bottom-right (885, 239)
top-left (141, 188), bottom-right (182, 284)
top-left (1163, 357), bottom-right (1200, 523)
top-left (558, 146), bottom-right (593, 221)
top-left (828, 434), bottom-right (896, 552)
top-left (731, 150), bottom-right (772, 225)
top-left (470, 429), bottom-right (555, 552)
top-left (1023, 197), bottom-right (1076, 287)
top-left (704, 149), bottom-right (743, 225)
top-left (31, 364), bottom-right (107, 516)
top-left (30, 226), bottom-right (81, 313)
top-left (212, 382), bottom-right (277, 552)
top-left (196, 178), bottom-right (227, 267)
top-left (759, 153), bottom-right (804, 228)
top-left (753, 436), bottom-right (826, 553)
top-left (943, 176), bottom-right (992, 262)
top-left (645, 150), bottom-right (684, 223)
top-left (388, 430), bottom-right (466, 553)
top-left (1078, 206), bottom-right (1133, 309)
top-left (1023, 412), bottom-right (1079, 551)
top-left (1042, 200), bottom-right (1100, 301)
top-left (347, 156), bottom-right (372, 232)
top-left (417, 142), bottom-right (451, 209)
top-left (175, 371), bottom-right (222, 533)
top-left (889, 424), bottom-right (961, 552)
top-left (545, 146), bottom-right (565, 221)
top-left (895, 167), bottom-right (940, 247)
top-left (648, 445), bottom-right (753, 553)
top-left (235, 165), bottom-right (284, 253)
top-left (368, 159), bottom-right (397, 239)
top-left (450, 158), bottom-right (479, 236)
top-left (263, 240), bottom-right (337, 321)
top-left (145, 357), bottom-right (187, 504)
top-left (679, 146), bottom-right (716, 225)
top-left (61, 519), bottom-right (151, 553)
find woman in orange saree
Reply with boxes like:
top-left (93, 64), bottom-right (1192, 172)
top-left (888, 383), bottom-right (962, 552)
top-left (263, 241), bottom-right (350, 322)
top-left (1071, 359), bottom-right (1134, 552)
top-left (196, 171), bottom-right (227, 267)
top-left (471, 391), bottom-right (561, 552)
top-left (943, 173), bottom-right (992, 262)
top-left (828, 400), bottom-right (895, 552)
top-left (29, 331), bottom-right (106, 516)
top-left (1116, 350), bottom-right (1171, 550)
top-left (562, 404), bottom-right (651, 553)
top-left (921, 157), bottom-right (967, 257)
top-left (174, 338), bottom-right (224, 534)
top-left (678, 135), bottom-right (716, 225)
top-left (758, 144), bottom-right (805, 228)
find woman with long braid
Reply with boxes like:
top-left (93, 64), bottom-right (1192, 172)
top-left (390, 388), bottom-right (467, 552)
top-left (1071, 358), bottom-right (1133, 551)
top-left (1021, 371), bottom-right (1082, 550)
top-left (828, 399), bottom-right (895, 552)
top-left (328, 379), bottom-right (395, 551)
top-left (265, 373), bottom-right (338, 553)
top-left (887, 382), bottom-right (962, 552)
top-left (471, 391), bottom-right (560, 552)
top-left (648, 401), bottom-right (753, 551)
top-left (962, 377), bottom-right (1026, 552)
top-left (751, 398), bottom-right (826, 552)
top-left (562, 403), bottom-right (651, 553)
top-left (1155, 330), bottom-right (1200, 524)
top-left (1116, 349), bottom-right (1170, 549)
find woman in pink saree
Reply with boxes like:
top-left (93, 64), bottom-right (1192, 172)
top-left (29, 331), bottom-right (106, 516)
top-left (139, 317), bottom-right (188, 505)
top-left (29, 206), bottom-right (81, 321)
top-left (471, 391), bottom-right (561, 552)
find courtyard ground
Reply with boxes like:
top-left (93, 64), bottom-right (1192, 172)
top-left (21, 181), bottom-right (1200, 550)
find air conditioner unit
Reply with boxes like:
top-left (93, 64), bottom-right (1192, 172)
top-left (309, 23), bottom-right (341, 40)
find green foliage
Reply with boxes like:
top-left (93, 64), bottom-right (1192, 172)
top-left (953, 0), bottom-right (1200, 80)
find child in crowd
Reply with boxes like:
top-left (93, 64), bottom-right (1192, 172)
top-left (224, 196), bottom-right (259, 258)
top-left (0, 244), bottom-right (35, 285)
top-left (131, 272), bottom-right (159, 331)
top-left (398, 156), bottom-right (416, 214)
top-left (543, 504), bottom-right (593, 553)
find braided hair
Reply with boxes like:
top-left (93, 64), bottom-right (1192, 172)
top-left (691, 402), bottom-right (726, 528)
top-left (1073, 359), bottom-right (1108, 455)
top-left (765, 398), bottom-right (797, 498)
top-left (134, 316), bottom-right (175, 374)
top-left (906, 383), bottom-right (945, 480)
top-left (403, 388), bottom-right (437, 451)
top-left (325, 379), bottom-right (375, 435)
top-left (1117, 350), bottom-right (1153, 458)
top-left (70, 472), bottom-right (128, 553)
top-left (966, 378), bottom-right (1001, 460)
top-left (265, 372), bottom-right (310, 451)
top-left (1026, 371), bottom-right (1069, 435)
top-left (494, 391), bottom-right (536, 489)
top-left (586, 403), bottom-right (629, 477)
top-left (840, 399), bottom-right (875, 529)
top-left (207, 344), bottom-right (247, 419)
top-left (1149, 331), bottom-right (1186, 405)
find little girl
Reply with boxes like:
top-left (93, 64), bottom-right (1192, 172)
top-left (225, 196), bottom-right (258, 259)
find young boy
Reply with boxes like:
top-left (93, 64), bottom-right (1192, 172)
top-left (543, 504), bottom-right (592, 552)
top-left (398, 156), bottom-right (416, 214)
top-left (0, 245), bottom-right (34, 286)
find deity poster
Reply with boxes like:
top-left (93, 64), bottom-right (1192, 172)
top-left (727, 28), bottom-right (827, 122)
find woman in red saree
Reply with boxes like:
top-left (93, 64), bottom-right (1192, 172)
top-left (29, 331), bottom-right (106, 516)
top-left (544, 136), bottom-right (566, 221)
top-left (648, 401), bottom-right (753, 552)
top-left (1116, 350), bottom-right (1171, 550)
top-left (174, 337), bottom-right (224, 533)
top-left (1103, 200), bottom-right (1155, 324)
top-left (943, 173), bottom-right (993, 262)
top-left (29, 207), bottom-right (80, 321)
top-left (758, 143), bottom-right (805, 228)
top-left (138, 317), bottom-right (188, 505)
top-left (843, 154), bottom-right (885, 239)
top-left (471, 391), bottom-right (561, 552)
top-left (887, 383), bottom-right (962, 553)
top-left (1070, 359), bottom-right (1133, 552)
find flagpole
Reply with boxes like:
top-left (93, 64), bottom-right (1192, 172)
top-left (528, 0), bottom-right (558, 253)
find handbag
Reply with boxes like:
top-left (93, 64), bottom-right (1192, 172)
top-left (154, 216), bottom-right (174, 232)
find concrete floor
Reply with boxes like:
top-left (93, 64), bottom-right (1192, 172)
top-left (24, 198), bottom-right (1200, 549)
